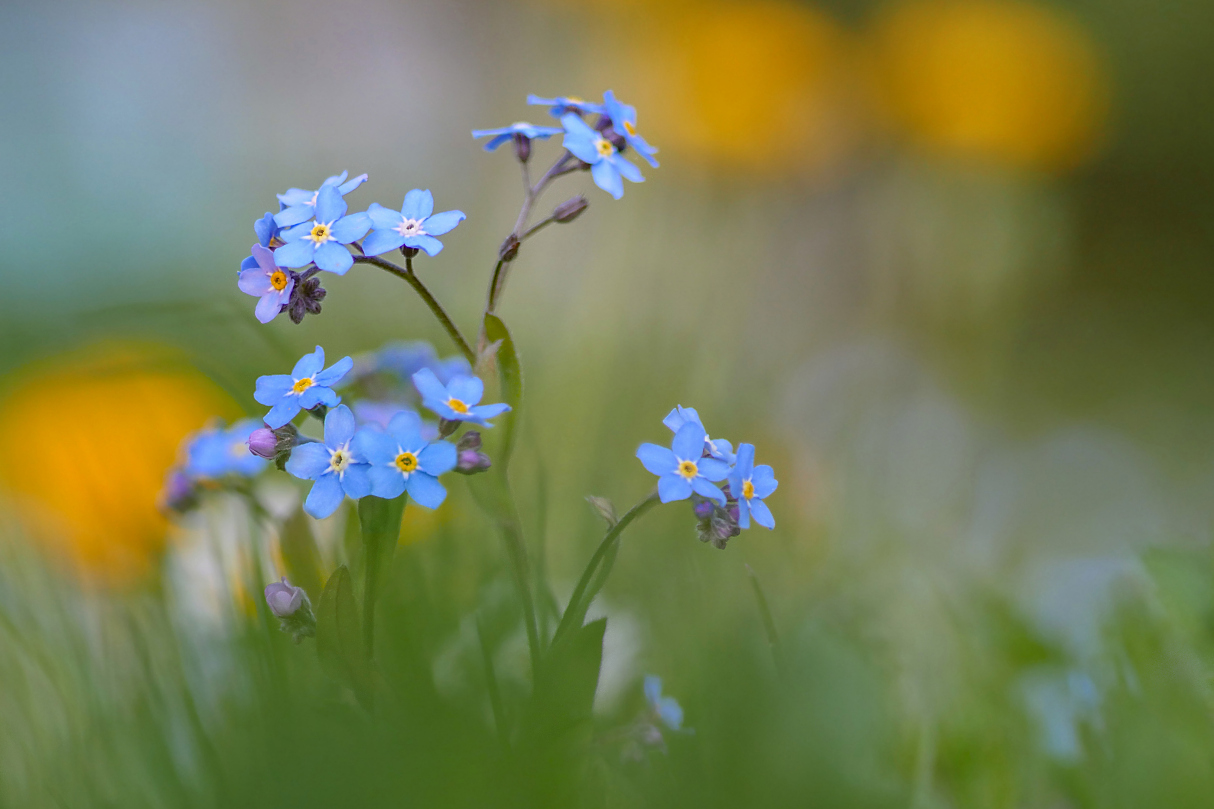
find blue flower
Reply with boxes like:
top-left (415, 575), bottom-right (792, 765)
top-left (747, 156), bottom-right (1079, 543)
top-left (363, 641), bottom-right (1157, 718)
top-left (274, 171), bottom-right (368, 229)
top-left (238, 244), bottom-right (294, 324)
top-left (471, 122), bottom-right (564, 151)
top-left (412, 368), bottom-right (511, 426)
top-left (284, 405), bottom-right (371, 519)
top-left (240, 213), bottom-right (284, 271)
top-left (728, 443), bottom-right (777, 530)
top-left (354, 410), bottom-right (457, 507)
top-left (254, 346), bottom-right (354, 429)
top-left (186, 420), bottom-right (269, 478)
top-left (527, 94), bottom-right (607, 117)
top-left (363, 190), bottom-right (465, 258)
top-left (637, 422), bottom-right (730, 505)
top-left (274, 185), bottom-right (371, 275)
top-left (561, 113), bottom-right (644, 200)
top-left (375, 341), bottom-right (471, 384)
top-left (663, 405), bottom-right (735, 463)
top-left (602, 90), bottom-right (659, 168)
top-left (644, 676), bottom-right (685, 732)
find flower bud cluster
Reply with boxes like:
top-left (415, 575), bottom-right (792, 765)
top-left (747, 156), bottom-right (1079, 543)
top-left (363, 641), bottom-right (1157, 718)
top-left (264, 578), bottom-right (316, 643)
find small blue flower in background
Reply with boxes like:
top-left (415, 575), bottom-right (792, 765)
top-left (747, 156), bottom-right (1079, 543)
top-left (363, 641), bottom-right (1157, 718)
top-left (186, 420), bottom-right (269, 478)
top-left (644, 676), bottom-right (686, 732)
top-left (255, 346), bottom-right (354, 429)
top-left (412, 368), bottom-right (511, 426)
top-left (352, 401), bottom-right (440, 439)
top-left (637, 422), bottom-right (731, 505)
top-left (363, 190), bottom-right (466, 258)
top-left (728, 443), bottom-right (777, 530)
top-left (375, 341), bottom-right (471, 384)
top-left (663, 405), bottom-right (736, 463)
top-left (472, 122), bottom-right (564, 151)
top-left (284, 405), bottom-right (371, 519)
top-left (561, 113), bottom-right (644, 200)
top-left (527, 94), bottom-right (607, 117)
top-left (238, 244), bottom-right (294, 324)
top-left (602, 90), bottom-right (659, 168)
top-left (274, 170), bottom-right (368, 228)
top-left (355, 410), bottom-right (457, 507)
top-left (274, 185), bottom-right (371, 275)
top-left (241, 213), bottom-right (284, 271)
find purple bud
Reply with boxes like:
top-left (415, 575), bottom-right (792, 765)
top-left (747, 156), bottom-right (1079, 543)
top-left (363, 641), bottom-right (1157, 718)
top-left (160, 468), bottom-right (197, 513)
top-left (693, 500), bottom-right (715, 520)
top-left (512, 131), bottom-right (532, 163)
top-left (247, 427), bottom-right (278, 459)
top-left (456, 431), bottom-right (482, 452)
top-left (553, 195), bottom-right (589, 224)
top-left (264, 578), bottom-right (304, 618)
top-left (456, 448), bottom-right (492, 474)
top-left (727, 504), bottom-right (740, 523)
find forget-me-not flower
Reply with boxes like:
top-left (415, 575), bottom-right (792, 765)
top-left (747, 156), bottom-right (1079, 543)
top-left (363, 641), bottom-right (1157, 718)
top-left (186, 420), bottom-right (269, 478)
top-left (241, 213), bottom-right (284, 271)
top-left (471, 122), bottom-right (564, 151)
top-left (561, 113), bottom-right (644, 200)
top-left (255, 346), bottom-right (354, 429)
top-left (284, 405), bottom-right (371, 519)
top-left (728, 443), bottom-right (777, 530)
top-left (363, 190), bottom-right (465, 258)
top-left (375, 341), bottom-right (471, 384)
top-left (238, 244), bottom-right (294, 324)
top-left (637, 422), bottom-right (730, 505)
top-left (644, 675), bottom-right (686, 732)
top-left (663, 405), bottom-right (736, 464)
top-left (274, 185), bottom-right (371, 275)
top-left (412, 368), bottom-right (511, 427)
top-left (602, 90), bottom-right (659, 168)
top-left (354, 410), bottom-right (457, 507)
top-left (527, 94), bottom-right (606, 117)
top-left (274, 170), bottom-right (368, 229)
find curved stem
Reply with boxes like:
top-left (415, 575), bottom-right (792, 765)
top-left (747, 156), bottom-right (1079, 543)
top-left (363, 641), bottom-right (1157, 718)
top-left (354, 254), bottom-right (475, 365)
top-left (551, 491), bottom-right (660, 646)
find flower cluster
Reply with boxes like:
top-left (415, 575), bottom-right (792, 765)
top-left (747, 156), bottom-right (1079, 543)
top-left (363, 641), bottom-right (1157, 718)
top-left (637, 406), bottom-right (778, 548)
top-left (160, 419), bottom-right (268, 512)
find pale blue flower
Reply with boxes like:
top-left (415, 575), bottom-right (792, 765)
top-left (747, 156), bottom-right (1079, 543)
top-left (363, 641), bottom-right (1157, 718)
top-left (602, 90), bottom-right (659, 168)
top-left (274, 171), bottom-right (368, 228)
top-left (274, 185), bottom-right (371, 275)
top-left (644, 676), bottom-right (685, 731)
top-left (637, 422), bottom-right (730, 505)
top-left (254, 346), bottom-right (353, 429)
top-left (412, 368), bottom-right (511, 427)
top-left (728, 443), bottom-right (777, 530)
top-left (185, 420), bottom-right (269, 478)
top-left (237, 244), bottom-right (294, 324)
top-left (561, 113), bottom-right (644, 200)
top-left (527, 94), bottom-right (606, 117)
top-left (284, 404), bottom-right (371, 519)
top-left (472, 122), bottom-right (564, 151)
top-left (354, 410), bottom-right (456, 507)
top-left (363, 190), bottom-right (465, 258)
top-left (663, 405), bottom-right (735, 463)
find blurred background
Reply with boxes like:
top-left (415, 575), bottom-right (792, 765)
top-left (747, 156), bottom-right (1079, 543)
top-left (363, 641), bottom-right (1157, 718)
top-left (2, 0), bottom-right (1214, 805)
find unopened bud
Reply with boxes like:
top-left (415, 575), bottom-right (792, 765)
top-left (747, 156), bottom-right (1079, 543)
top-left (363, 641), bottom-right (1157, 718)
top-left (247, 427), bottom-right (278, 459)
top-left (454, 431), bottom-right (491, 474)
top-left (264, 578), bottom-right (316, 643)
top-left (438, 418), bottom-right (461, 438)
top-left (586, 495), bottom-right (619, 526)
top-left (499, 234), bottom-right (521, 262)
top-left (692, 500), bottom-right (715, 520)
top-left (513, 132), bottom-right (532, 163)
top-left (160, 469), bottom-right (198, 513)
top-left (553, 195), bottom-right (589, 223)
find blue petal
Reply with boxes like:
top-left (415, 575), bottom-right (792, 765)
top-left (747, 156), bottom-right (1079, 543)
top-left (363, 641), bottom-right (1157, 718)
top-left (368, 465), bottom-right (406, 499)
top-left (644, 675), bottom-right (663, 706)
top-left (609, 153), bottom-right (645, 184)
top-left (591, 160), bottom-right (624, 199)
top-left (752, 466), bottom-right (778, 499)
top-left (736, 496), bottom-right (751, 529)
top-left (402, 189), bottom-right (434, 220)
top-left (264, 400), bottom-right (301, 430)
top-left (341, 463), bottom-right (372, 499)
top-left (657, 697), bottom-right (684, 731)
top-left (363, 229), bottom-right (408, 256)
top-left (663, 405), bottom-right (700, 433)
top-left (298, 386), bottom-right (339, 410)
top-left (315, 355), bottom-right (354, 387)
top-left (336, 172), bottom-right (367, 195)
top-left (636, 443), bottom-right (676, 476)
top-left (472, 126), bottom-right (510, 138)
top-left (468, 402), bottom-right (510, 421)
top-left (277, 186), bottom-right (313, 206)
top-left (281, 221), bottom-right (314, 242)
top-left (314, 184), bottom-right (347, 223)
top-left (254, 288), bottom-right (289, 324)
top-left (331, 212), bottom-right (370, 243)
top-left (406, 472), bottom-right (447, 509)
top-left (658, 474), bottom-right (693, 503)
top-left (411, 368), bottom-right (448, 402)
top-left (240, 255), bottom-right (258, 271)
top-left (255, 212), bottom-right (278, 245)
top-left (321, 171), bottom-right (349, 188)
top-left (560, 112), bottom-right (596, 139)
top-left (324, 404), bottom-right (357, 447)
top-left (418, 440), bottom-right (457, 476)
top-left (238, 267), bottom-right (272, 298)
top-left (691, 476), bottom-right (727, 505)
top-left (313, 241), bottom-right (353, 274)
top-left (293, 347), bottom-right (325, 379)
top-left (354, 427), bottom-right (394, 465)
top-left (672, 422), bottom-right (704, 462)
top-left (285, 443), bottom-right (331, 480)
top-left (254, 374), bottom-right (294, 406)
top-left (304, 473), bottom-right (345, 519)
top-left (423, 399), bottom-right (462, 422)
top-left (749, 498), bottom-right (775, 530)
top-left (479, 133), bottom-right (512, 151)
top-left (274, 204), bottom-right (314, 229)
top-left (423, 210), bottom-right (465, 237)
top-left (251, 243), bottom-right (277, 272)
top-left (447, 375), bottom-right (483, 406)
top-left (697, 458), bottom-right (730, 482)
top-left (387, 409), bottom-right (424, 438)
top-left (366, 203), bottom-right (403, 230)
top-left (563, 132), bottom-right (600, 164)
top-left (410, 234), bottom-right (444, 257)
top-left (274, 239), bottom-right (315, 269)
top-left (733, 443), bottom-right (755, 478)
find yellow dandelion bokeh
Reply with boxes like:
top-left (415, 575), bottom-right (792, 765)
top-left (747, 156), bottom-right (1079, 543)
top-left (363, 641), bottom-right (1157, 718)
top-left (0, 344), bottom-right (235, 584)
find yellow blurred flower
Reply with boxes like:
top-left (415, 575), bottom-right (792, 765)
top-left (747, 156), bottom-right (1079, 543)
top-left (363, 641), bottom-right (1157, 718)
top-left (867, 0), bottom-right (1109, 172)
top-left (0, 344), bottom-right (235, 585)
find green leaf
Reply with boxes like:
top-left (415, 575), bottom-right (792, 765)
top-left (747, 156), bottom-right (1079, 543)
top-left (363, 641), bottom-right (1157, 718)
top-left (357, 494), bottom-right (407, 652)
top-left (277, 507), bottom-right (323, 602)
top-left (525, 617), bottom-right (607, 750)
top-left (483, 313), bottom-right (522, 468)
top-left (315, 565), bottom-right (368, 699)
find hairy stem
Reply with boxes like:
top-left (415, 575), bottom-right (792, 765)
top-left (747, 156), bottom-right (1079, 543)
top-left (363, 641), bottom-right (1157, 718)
top-left (354, 254), bottom-right (475, 364)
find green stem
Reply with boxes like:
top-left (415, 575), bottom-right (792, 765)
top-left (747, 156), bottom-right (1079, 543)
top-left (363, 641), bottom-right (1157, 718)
top-left (498, 502), bottom-right (542, 678)
top-left (476, 614), bottom-right (509, 749)
top-left (745, 563), bottom-right (782, 671)
top-left (552, 492), bottom-right (660, 646)
top-left (355, 255), bottom-right (475, 364)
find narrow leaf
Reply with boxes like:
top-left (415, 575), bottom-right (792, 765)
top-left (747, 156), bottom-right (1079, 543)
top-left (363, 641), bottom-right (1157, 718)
top-left (483, 313), bottom-right (522, 469)
top-left (584, 495), bottom-right (618, 527)
top-left (315, 565), bottom-right (368, 698)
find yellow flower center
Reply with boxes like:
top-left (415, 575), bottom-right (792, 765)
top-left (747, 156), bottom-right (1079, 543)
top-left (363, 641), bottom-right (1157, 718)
top-left (678, 460), bottom-right (698, 479)
top-left (567, 96), bottom-right (585, 104)
top-left (624, 121), bottom-right (637, 136)
top-left (270, 270), bottom-right (289, 291)
top-left (309, 222), bottom-right (331, 243)
top-left (595, 138), bottom-right (615, 157)
top-left (446, 398), bottom-right (470, 415)
top-left (292, 377), bottom-right (314, 395)
top-left (329, 448), bottom-right (349, 474)
top-left (394, 451), bottom-right (418, 473)
top-left (742, 480), bottom-right (755, 500)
